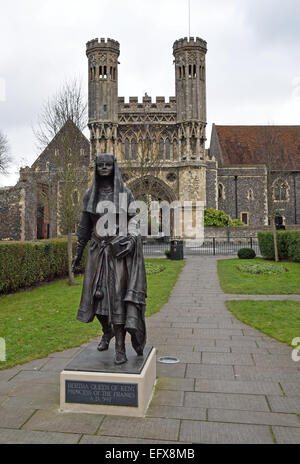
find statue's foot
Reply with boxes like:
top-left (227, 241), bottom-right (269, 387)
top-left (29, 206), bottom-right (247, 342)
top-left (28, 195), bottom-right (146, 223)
top-left (97, 339), bottom-right (110, 352)
top-left (136, 349), bottom-right (143, 356)
top-left (114, 351), bottom-right (127, 365)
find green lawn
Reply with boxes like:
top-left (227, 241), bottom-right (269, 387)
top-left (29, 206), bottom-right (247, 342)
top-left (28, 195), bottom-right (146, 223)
top-left (226, 300), bottom-right (300, 347)
top-left (218, 258), bottom-right (300, 294)
top-left (0, 258), bottom-right (185, 370)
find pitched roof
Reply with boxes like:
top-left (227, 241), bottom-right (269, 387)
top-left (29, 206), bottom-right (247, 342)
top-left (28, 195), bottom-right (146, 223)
top-left (214, 125), bottom-right (300, 170)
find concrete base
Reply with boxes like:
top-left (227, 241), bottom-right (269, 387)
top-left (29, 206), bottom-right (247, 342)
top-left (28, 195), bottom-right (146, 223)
top-left (60, 344), bottom-right (156, 417)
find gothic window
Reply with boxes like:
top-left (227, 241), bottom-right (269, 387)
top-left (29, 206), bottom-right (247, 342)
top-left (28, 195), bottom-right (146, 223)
top-left (179, 67), bottom-right (182, 79)
top-left (218, 183), bottom-right (225, 200)
top-left (188, 65), bottom-right (192, 78)
top-left (159, 139), bottom-right (164, 160)
top-left (273, 179), bottom-right (289, 201)
top-left (182, 65), bottom-right (185, 79)
top-left (110, 67), bottom-right (112, 79)
top-left (193, 64), bottom-right (196, 78)
top-left (125, 138), bottom-right (129, 160)
top-left (247, 189), bottom-right (254, 200)
top-left (131, 139), bottom-right (136, 160)
top-left (103, 66), bottom-right (107, 79)
top-left (99, 66), bottom-right (102, 79)
top-left (166, 139), bottom-right (170, 160)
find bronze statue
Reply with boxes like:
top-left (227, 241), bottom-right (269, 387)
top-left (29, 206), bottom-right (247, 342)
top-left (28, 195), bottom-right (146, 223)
top-left (72, 154), bottom-right (147, 365)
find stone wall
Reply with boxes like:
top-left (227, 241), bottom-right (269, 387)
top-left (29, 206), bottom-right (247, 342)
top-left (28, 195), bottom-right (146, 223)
top-left (0, 186), bottom-right (24, 240)
top-left (204, 225), bottom-right (300, 239)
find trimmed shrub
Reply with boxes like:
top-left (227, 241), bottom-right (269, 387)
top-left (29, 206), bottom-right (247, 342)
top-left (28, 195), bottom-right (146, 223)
top-left (204, 209), bottom-right (229, 227)
top-left (0, 238), bottom-right (88, 294)
top-left (237, 248), bottom-right (256, 259)
top-left (230, 219), bottom-right (244, 226)
top-left (258, 231), bottom-right (300, 262)
top-left (164, 249), bottom-right (171, 258)
top-left (204, 209), bottom-right (244, 227)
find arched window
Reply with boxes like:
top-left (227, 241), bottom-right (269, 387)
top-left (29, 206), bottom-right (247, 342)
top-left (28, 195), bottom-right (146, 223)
top-left (248, 189), bottom-right (254, 200)
top-left (274, 179), bottom-right (289, 201)
top-left (166, 139), bottom-right (170, 160)
top-left (125, 138), bottom-right (129, 160)
top-left (159, 139), bottom-right (164, 160)
top-left (218, 183), bottom-right (225, 199)
top-left (131, 139), bottom-right (136, 160)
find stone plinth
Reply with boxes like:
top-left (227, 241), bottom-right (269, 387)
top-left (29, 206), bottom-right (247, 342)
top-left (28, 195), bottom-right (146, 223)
top-left (60, 343), bottom-right (156, 417)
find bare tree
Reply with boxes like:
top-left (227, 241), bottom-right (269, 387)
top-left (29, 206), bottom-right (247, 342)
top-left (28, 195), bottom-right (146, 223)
top-left (34, 78), bottom-right (87, 151)
top-left (34, 79), bottom-right (88, 285)
top-left (259, 126), bottom-right (292, 262)
top-left (0, 130), bottom-right (11, 174)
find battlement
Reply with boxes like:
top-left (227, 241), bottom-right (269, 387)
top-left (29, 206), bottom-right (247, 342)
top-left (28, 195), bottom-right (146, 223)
top-left (118, 96), bottom-right (177, 112)
top-left (173, 36), bottom-right (207, 53)
top-left (86, 37), bottom-right (120, 54)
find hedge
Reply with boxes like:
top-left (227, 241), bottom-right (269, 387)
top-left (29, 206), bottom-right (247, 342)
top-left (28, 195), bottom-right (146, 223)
top-left (0, 238), bottom-right (88, 294)
top-left (258, 231), bottom-right (300, 262)
top-left (237, 248), bottom-right (256, 259)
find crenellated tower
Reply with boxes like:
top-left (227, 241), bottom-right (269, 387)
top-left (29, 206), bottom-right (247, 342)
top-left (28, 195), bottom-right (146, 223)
top-left (173, 37), bottom-right (207, 160)
top-left (86, 38), bottom-right (120, 157)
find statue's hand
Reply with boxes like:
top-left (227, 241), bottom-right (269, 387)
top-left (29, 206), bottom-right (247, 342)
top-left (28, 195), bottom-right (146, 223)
top-left (72, 255), bottom-right (81, 272)
top-left (116, 236), bottom-right (135, 259)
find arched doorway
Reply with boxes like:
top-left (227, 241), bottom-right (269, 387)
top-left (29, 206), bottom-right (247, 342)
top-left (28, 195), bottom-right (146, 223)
top-left (128, 176), bottom-right (178, 237)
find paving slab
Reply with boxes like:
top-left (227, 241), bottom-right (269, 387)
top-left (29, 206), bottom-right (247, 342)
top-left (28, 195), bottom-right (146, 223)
top-left (22, 409), bottom-right (104, 434)
top-left (272, 426), bottom-right (300, 444)
top-left (267, 396), bottom-right (300, 414)
top-left (99, 416), bottom-right (180, 441)
top-left (146, 405), bottom-right (206, 420)
top-left (195, 379), bottom-right (282, 395)
top-left (208, 408), bottom-right (300, 427)
top-left (186, 364), bottom-right (235, 380)
top-left (179, 420), bottom-right (274, 444)
top-left (184, 392), bottom-right (270, 411)
top-left (0, 428), bottom-right (80, 444)
top-left (0, 406), bottom-right (35, 428)
top-left (157, 377), bottom-right (195, 391)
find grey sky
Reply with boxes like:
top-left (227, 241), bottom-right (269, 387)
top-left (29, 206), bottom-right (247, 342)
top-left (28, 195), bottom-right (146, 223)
top-left (0, 0), bottom-right (299, 186)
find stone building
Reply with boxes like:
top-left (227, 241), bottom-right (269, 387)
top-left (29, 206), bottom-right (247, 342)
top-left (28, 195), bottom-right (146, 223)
top-left (0, 120), bottom-right (90, 241)
top-left (0, 35), bottom-right (299, 241)
top-left (208, 124), bottom-right (300, 226)
top-left (86, 36), bottom-right (208, 216)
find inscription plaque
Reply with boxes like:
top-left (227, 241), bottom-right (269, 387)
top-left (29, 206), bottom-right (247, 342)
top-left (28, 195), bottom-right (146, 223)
top-left (65, 380), bottom-right (138, 407)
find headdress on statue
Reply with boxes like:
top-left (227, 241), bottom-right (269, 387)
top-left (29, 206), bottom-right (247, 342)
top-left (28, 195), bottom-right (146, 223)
top-left (83, 154), bottom-right (132, 215)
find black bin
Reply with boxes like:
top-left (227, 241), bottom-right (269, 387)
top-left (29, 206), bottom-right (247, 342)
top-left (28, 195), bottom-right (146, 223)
top-left (170, 239), bottom-right (184, 260)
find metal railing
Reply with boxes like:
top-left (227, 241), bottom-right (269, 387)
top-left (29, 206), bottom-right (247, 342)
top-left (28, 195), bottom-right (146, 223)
top-left (142, 237), bottom-right (260, 256)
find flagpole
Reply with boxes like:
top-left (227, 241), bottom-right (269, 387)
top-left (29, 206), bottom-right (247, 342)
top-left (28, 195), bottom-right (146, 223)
top-left (188, 0), bottom-right (191, 38)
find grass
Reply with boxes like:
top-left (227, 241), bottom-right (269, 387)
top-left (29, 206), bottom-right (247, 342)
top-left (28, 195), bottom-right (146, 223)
top-left (226, 300), bottom-right (300, 347)
top-left (217, 258), bottom-right (300, 294)
top-left (0, 258), bottom-right (185, 370)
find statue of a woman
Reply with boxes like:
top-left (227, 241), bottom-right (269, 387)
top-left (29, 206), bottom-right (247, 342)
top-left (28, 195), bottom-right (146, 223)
top-left (72, 154), bottom-right (147, 365)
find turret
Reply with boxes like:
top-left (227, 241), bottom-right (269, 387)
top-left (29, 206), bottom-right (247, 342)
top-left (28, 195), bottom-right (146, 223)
top-left (173, 37), bottom-right (207, 123)
top-left (86, 38), bottom-right (120, 123)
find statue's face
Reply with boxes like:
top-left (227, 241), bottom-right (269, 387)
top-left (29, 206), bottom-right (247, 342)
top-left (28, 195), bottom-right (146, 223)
top-left (96, 155), bottom-right (114, 177)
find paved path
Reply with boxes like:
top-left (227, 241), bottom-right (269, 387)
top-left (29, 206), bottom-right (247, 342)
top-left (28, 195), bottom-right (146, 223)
top-left (0, 256), bottom-right (300, 444)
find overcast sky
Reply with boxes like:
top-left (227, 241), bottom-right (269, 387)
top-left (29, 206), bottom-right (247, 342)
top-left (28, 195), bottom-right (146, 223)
top-left (1, 0), bottom-right (300, 186)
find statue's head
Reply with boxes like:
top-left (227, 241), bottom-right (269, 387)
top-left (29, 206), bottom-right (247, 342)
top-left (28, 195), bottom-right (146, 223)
top-left (95, 154), bottom-right (114, 178)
